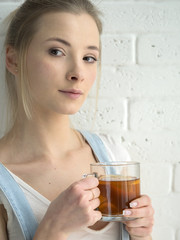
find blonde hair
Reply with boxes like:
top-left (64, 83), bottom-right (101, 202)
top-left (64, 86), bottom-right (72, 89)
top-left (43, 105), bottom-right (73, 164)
top-left (4, 0), bottom-right (102, 133)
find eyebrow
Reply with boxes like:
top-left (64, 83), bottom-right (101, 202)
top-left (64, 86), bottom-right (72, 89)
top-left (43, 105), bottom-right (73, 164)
top-left (45, 37), bottom-right (99, 52)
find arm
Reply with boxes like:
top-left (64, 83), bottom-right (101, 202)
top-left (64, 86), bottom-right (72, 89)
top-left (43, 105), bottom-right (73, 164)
top-left (0, 204), bottom-right (8, 240)
top-left (33, 177), bottom-right (101, 240)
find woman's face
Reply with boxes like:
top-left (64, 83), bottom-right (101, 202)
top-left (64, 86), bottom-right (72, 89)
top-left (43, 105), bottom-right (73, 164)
top-left (26, 12), bottom-right (100, 116)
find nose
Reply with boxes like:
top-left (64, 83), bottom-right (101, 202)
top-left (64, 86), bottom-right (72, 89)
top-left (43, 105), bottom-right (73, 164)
top-left (66, 62), bottom-right (84, 82)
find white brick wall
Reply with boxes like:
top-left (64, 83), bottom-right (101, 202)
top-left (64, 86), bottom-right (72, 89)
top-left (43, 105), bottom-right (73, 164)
top-left (0, 0), bottom-right (180, 239)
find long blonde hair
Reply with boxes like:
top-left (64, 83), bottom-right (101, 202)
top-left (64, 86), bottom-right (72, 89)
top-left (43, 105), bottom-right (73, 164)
top-left (4, 0), bottom-right (102, 134)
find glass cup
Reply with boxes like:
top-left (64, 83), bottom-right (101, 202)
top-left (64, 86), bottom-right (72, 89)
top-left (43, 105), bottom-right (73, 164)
top-left (90, 161), bottom-right (140, 222)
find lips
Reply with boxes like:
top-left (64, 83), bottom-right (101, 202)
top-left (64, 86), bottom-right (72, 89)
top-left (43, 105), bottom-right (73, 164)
top-left (59, 89), bottom-right (83, 99)
top-left (61, 89), bottom-right (83, 94)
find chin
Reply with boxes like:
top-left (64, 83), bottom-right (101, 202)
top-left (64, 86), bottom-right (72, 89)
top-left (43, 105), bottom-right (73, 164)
top-left (50, 101), bottom-right (85, 116)
top-left (62, 103), bottom-right (84, 115)
top-left (59, 107), bottom-right (81, 116)
top-left (67, 109), bottom-right (81, 116)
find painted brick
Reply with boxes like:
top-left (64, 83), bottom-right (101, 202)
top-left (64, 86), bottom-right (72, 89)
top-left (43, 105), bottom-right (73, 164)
top-left (121, 132), bottom-right (180, 165)
top-left (0, 35), bottom-right (5, 71)
top-left (135, 0), bottom-right (178, 1)
top-left (140, 163), bottom-right (172, 196)
top-left (153, 193), bottom-right (180, 228)
top-left (101, 34), bottom-right (135, 66)
top-left (138, 33), bottom-right (180, 65)
top-left (0, 0), bottom-right (23, 2)
top-left (129, 98), bottom-right (180, 131)
top-left (0, 3), bottom-right (22, 26)
top-left (100, 2), bottom-right (180, 33)
top-left (177, 229), bottom-right (180, 240)
top-left (90, 66), bottom-right (180, 98)
top-left (71, 97), bottom-right (126, 133)
top-left (152, 226), bottom-right (175, 240)
top-left (174, 163), bottom-right (180, 192)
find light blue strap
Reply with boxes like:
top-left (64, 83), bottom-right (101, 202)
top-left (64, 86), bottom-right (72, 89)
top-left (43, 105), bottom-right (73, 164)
top-left (79, 130), bottom-right (110, 162)
top-left (79, 130), bottom-right (130, 240)
top-left (0, 163), bottom-right (38, 240)
top-left (120, 223), bottom-right (130, 240)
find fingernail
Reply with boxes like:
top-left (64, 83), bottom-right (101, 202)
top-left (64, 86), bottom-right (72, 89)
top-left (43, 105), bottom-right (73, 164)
top-left (130, 201), bottom-right (138, 208)
top-left (123, 210), bottom-right (132, 216)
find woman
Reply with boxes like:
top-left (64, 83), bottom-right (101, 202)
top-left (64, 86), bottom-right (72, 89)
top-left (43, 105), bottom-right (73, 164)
top-left (0, 0), bottom-right (154, 239)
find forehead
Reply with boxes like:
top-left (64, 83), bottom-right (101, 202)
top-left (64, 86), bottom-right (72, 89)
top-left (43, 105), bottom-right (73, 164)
top-left (33, 12), bottom-right (100, 46)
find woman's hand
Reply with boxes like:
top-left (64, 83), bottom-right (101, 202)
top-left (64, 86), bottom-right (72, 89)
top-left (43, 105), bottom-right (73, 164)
top-left (33, 177), bottom-right (101, 240)
top-left (122, 195), bottom-right (154, 240)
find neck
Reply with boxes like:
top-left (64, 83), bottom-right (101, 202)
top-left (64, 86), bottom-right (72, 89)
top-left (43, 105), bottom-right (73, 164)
top-left (5, 112), bottom-right (80, 163)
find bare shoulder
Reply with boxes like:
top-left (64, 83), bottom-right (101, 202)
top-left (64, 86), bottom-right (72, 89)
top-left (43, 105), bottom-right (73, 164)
top-left (0, 204), bottom-right (8, 240)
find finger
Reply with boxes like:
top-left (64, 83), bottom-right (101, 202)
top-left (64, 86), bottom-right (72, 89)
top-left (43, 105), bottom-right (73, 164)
top-left (130, 195), bottom-right (152, 208)
top-left (90, 198), bottom-right (100, 210)
top-left (74, 177), bottom-right (99, 191)
top-left (87, 187), bottom-right (100, 200)
top-left (123, 205), bottom-right (154, 218)
top-left (123, 216), bottom-right (154, 228)
top-left (93, 210), bottom-right (102, 222)
top-left (88, 210), bottom-right (102, 226)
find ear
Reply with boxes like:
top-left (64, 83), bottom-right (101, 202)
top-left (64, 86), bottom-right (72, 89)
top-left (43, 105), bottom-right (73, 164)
top-left (6, 45), bottom-right (19, 76)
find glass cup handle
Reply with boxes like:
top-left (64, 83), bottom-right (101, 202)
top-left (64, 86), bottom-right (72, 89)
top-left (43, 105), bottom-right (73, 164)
top-left (82, 173), bottom-right (97, 178)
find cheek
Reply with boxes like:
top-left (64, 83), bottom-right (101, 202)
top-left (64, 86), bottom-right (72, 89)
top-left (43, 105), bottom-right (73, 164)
top-left (26, 56), bottom-right (61, 105)
top-left (27, 56), bottom-right (58, 89)
top-left (88, 70), bottom-right (97, 88)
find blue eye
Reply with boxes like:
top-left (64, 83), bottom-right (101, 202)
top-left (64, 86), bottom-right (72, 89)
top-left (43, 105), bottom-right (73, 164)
top-left (83, 56), bottom-right (97, 63)
top-left (49, 49), bottom-right (64, 56)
